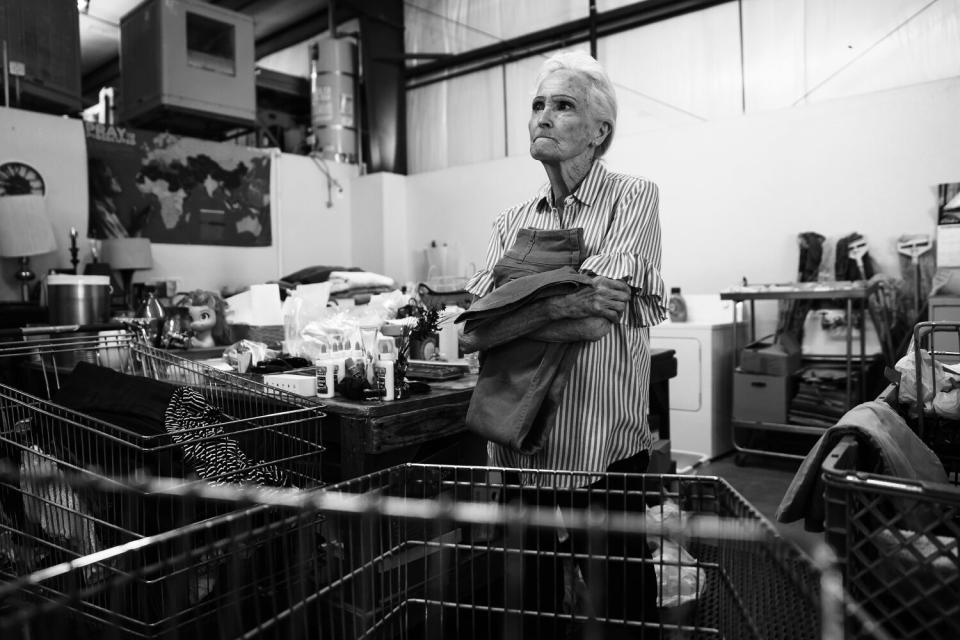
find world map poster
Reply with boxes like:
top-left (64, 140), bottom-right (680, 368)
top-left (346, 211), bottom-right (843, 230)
top-left (85, 123), bottom-right (272, 246)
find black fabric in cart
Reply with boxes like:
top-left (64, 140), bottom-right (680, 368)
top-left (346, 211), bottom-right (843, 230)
top-left (21, 363), bottom-right (327, 637)
top-left (49, 361), bottom-right (184, 477)
top-left (50, 362), bottom-right (292, 486)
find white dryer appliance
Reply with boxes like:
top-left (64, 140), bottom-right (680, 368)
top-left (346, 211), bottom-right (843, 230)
top-left (650, 294), bottom-right (745, 460)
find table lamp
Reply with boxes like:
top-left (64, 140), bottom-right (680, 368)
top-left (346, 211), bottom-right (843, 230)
top-left (0, 194), bottom-right (58, 301)
top-left (100, 237), bottom-right (153, 311)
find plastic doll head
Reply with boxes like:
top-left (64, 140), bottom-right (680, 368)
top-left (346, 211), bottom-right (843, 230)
top-left (175, 289), bottom-right (230, 345)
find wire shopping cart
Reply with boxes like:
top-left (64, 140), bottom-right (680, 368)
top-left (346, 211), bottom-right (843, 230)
top-left (2, 464), bottom-right (849, 639)
top-left (0, 326), bottom-right (327, 638)
top-left (905, 320), bottom-right (960, 452)
top-left (821, 324), bottom-right (960, 640)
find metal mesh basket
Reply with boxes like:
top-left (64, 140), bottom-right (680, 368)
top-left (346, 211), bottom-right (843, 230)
top-left (0, 464), bottom-right (843, 640)
top-left (0, 330), bottom-right (326, 485)
top-left (907, 321), bottom-right (960, 455)
top-left (822, 382), bottom-right (960, 640)
top-left (0, 473), bottom-right (326, 640)
top-left (0, 329), bottom-right (327, 636)
top-left (317, 465), bottom-right (829, 640)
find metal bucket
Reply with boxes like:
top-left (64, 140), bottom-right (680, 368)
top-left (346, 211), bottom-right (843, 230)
top-left (46, 274), bottom-right (112, 325)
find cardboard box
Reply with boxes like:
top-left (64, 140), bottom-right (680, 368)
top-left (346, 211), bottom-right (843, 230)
top-left (733, 370), bottom-right (796, 424)
top-left (739, 336), bottom-right (802, 376)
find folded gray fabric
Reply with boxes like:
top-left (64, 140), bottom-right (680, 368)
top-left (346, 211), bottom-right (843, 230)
top-left (457, 266), bottom-right (593, 328)
top-left (776, 400), bottom-right (948, 532)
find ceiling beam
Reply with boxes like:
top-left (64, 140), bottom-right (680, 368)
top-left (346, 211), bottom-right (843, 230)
top-left (405, 0), bottom-right (732, 89)
top-left (254, 8), bottom-right (331, 59)
top-left (81, 58), bottom-right (121, 106)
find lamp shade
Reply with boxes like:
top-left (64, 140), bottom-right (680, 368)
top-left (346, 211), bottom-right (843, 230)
top-left (100, 237), bottom-right (153, 270)
top-left (0, 194), bottom-right (57, 257)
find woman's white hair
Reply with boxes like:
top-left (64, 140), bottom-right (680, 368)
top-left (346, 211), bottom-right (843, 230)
top-left (534, 50), bottom-right (618, 158)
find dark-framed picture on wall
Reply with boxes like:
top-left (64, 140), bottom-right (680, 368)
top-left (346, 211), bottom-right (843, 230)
top-left (84, 123), bottom-right (272, 246)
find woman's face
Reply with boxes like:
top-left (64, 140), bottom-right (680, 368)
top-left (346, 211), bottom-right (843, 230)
top-left (528, 69), bottom-right (605, 165)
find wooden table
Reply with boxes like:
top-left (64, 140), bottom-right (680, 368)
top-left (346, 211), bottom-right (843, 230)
top-left (320, 375), bottom-right (484, 482)
top-left (322, 348), bottom-right (677, 483)
top-left (649, 347), bottom-right (677, 441)
top-left (174, 346), bottom-right (677, 482)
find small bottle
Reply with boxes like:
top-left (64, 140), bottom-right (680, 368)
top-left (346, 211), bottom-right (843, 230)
top-left (315, 346), bottom-right (335, 398)
top-left (668, 287), bottom-right (687, 322)
top-left (137, 289), bottom-right (166, 346)
top-left (374, 352), bottom-right (396, 401)
top-left (328, 348), bottom-right (346, 386)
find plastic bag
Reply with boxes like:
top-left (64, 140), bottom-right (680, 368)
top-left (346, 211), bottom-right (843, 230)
top-left (644, 500), bottom-right (707, 608)
top-left (222, 339), bottom-right (277, 371)
top-left (651, 539), bottom-right (707, 608)
top-left (933, 368), bottom-right (960, 419)
top-left (895, 343), bottom-right (960, 418)
top-left (895, 347), bottom-right (940, 412)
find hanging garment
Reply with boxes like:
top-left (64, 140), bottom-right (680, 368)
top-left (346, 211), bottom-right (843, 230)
top-left (797, 232), bottom-right (825, 282)
top-left (835, 232), bottom-right (875, 280)
top-left (818, 238), bottom-right (837, 282)
top-left (784, 232), bottom-right (826, 343)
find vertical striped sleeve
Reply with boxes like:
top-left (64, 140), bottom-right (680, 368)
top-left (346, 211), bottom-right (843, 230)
top-left (578, 178), bottom-right (668, 327)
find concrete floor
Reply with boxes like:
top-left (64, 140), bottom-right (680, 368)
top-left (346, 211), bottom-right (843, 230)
top-left (688, 451), bottom-right (825, 558)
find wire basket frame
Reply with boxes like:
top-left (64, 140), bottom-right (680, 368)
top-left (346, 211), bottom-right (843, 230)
top-left (0, 470), bottom-right (326, 640)
top-left (909, 321), bottom-right (960, 452)
top-left (0, 464), bottom-right (855, 640)
top-left (823, 389), bottom-right (960, 640)
top-left (0, 330), bottom-right (327, 632)
top-left (0, 331), bottom-right (326, 485)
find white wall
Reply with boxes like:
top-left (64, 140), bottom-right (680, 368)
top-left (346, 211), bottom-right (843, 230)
top-left (276, 154), bottom-right (357, 278)
top-left (0, 108), bottom-right (87, 300)
top-left (398, 78), bottom-right (960, 330)
top-left (403, 159), bottom-right (544, 283)
top-left (612, 78), bottom-right (960, 296)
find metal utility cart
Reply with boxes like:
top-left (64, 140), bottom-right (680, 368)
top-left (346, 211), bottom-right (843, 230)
top-left (0, 463), bottom-right (853, 640)
top-left (720, 281), bottom-right (879, 464)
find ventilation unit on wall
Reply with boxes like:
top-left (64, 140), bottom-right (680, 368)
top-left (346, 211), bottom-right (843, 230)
top-left (0, 0), bottom-right (82, 114)
top-left (118, 0), bottom-right (256, 135)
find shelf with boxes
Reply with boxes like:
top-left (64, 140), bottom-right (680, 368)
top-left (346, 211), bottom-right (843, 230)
top-left (721, 281), bottom-right (881, 464)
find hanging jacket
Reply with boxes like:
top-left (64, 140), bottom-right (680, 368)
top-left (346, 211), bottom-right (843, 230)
top-left (776, 400), bottom-right (948, 532)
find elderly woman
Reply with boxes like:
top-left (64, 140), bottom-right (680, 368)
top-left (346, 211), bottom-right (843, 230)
top-left (461, 50), bottom-right (666, 636)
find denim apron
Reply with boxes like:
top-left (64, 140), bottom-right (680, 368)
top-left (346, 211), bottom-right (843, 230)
top-left (461, 227), bottom-right (592, 454)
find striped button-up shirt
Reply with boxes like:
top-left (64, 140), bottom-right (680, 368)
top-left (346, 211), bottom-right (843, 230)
top-left (465, 160), bottom-right (667, 481)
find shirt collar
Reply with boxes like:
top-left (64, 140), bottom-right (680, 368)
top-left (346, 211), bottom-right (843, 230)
top-left (536, 160), bottom-right (608, 212)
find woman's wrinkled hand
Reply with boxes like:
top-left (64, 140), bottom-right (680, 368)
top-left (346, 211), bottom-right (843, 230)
top-left (551, 276), bottom-right (631, 323)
